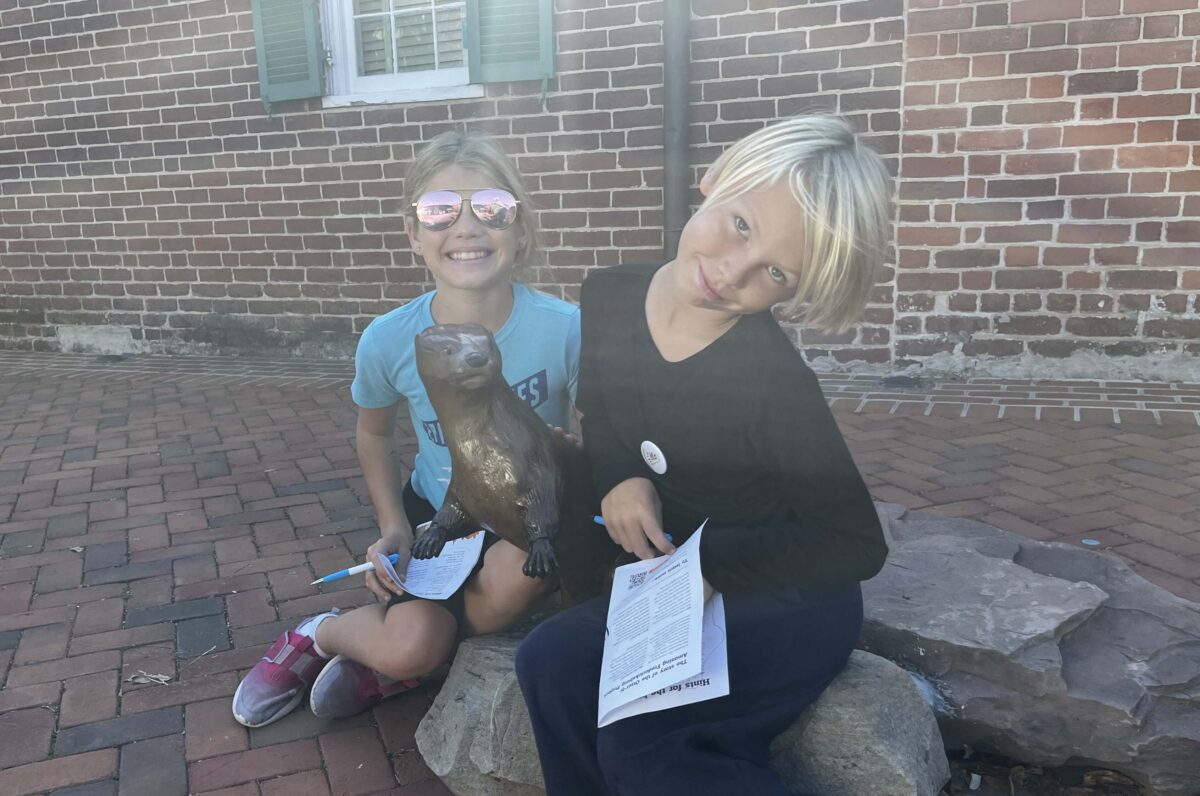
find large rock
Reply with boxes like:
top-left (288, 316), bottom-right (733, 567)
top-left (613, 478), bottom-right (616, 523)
top-left (862, 503), bottom-right (1200, 796)
top-left (415, 635), bottom-right (544, 796)
top-left (768, 650), bottom-right (950, 796)
top-left (415, 635), bottom-right (949, 796)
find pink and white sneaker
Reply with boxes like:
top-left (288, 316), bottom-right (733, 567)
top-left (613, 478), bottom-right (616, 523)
top-left (309, 654), bottom-right (422, 719)
top-left (231, 612), bottom-right (336, 728)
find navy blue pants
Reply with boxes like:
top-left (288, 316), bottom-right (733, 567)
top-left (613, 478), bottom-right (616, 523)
top-left (515, 583), bottom-right (863, 796)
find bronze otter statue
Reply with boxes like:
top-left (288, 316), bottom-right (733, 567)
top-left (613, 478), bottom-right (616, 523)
top-left (410, 323), bottom-right (613, 600)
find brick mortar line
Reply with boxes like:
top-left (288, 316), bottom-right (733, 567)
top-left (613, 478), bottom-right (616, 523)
top-left (0, 353), bottom-right (350, 367)
top-left (7, 30), bottom-right (896, 88)
top-left (840, 398), bottom-right (1200, 426)
top-left (828, 391), bottom-right (1200, 407)
top-left (819, 378), bottom-right (1200, 389)
top-left (0, 370), bottom-right (353, 389)
top-left (0, 367), bottom-right (352, 381)
top-left (0, 364), bottom-right (352, 384)
top-left (3, 356), bottom-right (1199, 410)
top-left (5, 109), bottom-right (668, 144)
top-left (822, 382), bottom-right (1200, 395)
top-left (7, 354), bottom-right (1199, 387)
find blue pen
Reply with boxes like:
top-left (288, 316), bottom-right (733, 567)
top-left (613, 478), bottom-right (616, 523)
top-left (311, 553), bottom-right (402, 586)
top-left (592, 515), bottom-right (673, 544)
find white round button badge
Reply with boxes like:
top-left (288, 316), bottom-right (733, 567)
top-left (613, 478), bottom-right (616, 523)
top-left (641, 440), bottom-right (667, 474)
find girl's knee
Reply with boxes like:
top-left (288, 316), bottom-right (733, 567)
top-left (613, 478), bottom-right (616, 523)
top-left (388, 643), bottom-right (446, 678)
top-left (373, 606), bottom-right (456, 679)
top-left (510, 572), bottom-right (553, 605)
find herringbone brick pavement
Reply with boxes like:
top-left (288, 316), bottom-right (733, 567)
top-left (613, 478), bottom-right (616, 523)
top-left (0, 352), bottom-right (1196, 794)
top-left (840, 409), bottom-right (1200, 603)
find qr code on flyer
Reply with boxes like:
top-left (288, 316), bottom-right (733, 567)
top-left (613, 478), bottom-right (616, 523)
top-left (628, 571), bottom-right (647, 589)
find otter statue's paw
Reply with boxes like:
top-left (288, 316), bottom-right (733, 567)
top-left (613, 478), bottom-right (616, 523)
top-left (522, 538), bottom-right (558, 578)
top-left (411, 526), bottom-right (449, 560)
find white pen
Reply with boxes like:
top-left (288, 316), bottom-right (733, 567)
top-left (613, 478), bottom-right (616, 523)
top-left (311, 553), bottom-right (402, 586)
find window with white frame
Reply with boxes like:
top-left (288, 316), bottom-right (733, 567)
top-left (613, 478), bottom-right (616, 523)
top-left (321, 0), bottom-right (480, 105)
top-left (251, 0), bottom-right (555, 112)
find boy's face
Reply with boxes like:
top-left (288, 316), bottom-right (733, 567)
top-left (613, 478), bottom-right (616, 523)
top-left (405, 164), bottom-right (523, 294)
top-left (671, 178), bottom-right (808, 316)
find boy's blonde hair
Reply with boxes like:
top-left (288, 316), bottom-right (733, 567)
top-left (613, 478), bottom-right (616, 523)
top-left (404, 131), bottom-right (541, 278)
top-left (702, 114), bottom-right (892, 333)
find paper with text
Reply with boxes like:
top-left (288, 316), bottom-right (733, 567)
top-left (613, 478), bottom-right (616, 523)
top-left (597, 592), bottom-right (728, 726)
top-left (384, 522), bottom-right (486, 600)
top-left (598, 522), bottom-right (728, 727)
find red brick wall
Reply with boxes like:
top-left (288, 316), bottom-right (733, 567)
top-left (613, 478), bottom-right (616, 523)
top-left (1, 0), bottom-right (1197, 378)
top-left (896, 0), bottom-right (1200, 374)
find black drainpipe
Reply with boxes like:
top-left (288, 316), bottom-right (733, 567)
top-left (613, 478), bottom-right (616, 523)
top-left (662, 0), bottom-right (691, 262)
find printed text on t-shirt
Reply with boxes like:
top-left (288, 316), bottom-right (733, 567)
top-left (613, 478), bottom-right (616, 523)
top-left (421, 369), bottom-right (549, 446)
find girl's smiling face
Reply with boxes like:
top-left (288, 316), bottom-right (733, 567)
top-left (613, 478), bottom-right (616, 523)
top-left (406, 164), bottom-right (523, 294)
top-left (671, 178), bottom-right (808, 318)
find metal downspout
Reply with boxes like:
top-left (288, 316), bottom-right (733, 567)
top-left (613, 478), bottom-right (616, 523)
top-left (662, 0), bottom-right (691, 261)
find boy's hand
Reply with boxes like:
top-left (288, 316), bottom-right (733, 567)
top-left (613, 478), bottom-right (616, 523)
top-left (365, 531), bottom-right (411, 602)
top-left (600, 478), bottom-right (674, 560)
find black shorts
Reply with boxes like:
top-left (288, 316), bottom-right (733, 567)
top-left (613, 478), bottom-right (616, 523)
top-left (387, 481), bottom-right (499, 630)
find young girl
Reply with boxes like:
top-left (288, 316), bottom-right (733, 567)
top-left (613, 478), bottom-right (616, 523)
top-left (515, 115), bottom-right (891, 795)
top-left (233, 131), bottom-right (580, 727)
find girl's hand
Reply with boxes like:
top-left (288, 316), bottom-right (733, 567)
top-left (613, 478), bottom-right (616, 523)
top-left (548, 424), bottom-right (582, 449)
top-left (364, 531), bottom-right (411, 602)
top-left (600, 478), bottom-right (674, 560)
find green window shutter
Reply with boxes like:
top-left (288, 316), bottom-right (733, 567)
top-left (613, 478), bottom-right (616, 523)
top-left (252, 0), bottom-right (324, 112)
top-left (466, 0), bottom-right (555, 84)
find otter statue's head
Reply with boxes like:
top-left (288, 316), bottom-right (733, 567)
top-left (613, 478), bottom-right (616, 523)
top-left (415, 323), bottom-right (503, 392)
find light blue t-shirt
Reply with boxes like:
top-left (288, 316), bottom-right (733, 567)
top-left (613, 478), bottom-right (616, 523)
top-left (351, 283), bottom-right (581, 509)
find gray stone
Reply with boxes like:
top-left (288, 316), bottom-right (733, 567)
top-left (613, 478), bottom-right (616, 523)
top-left (861, 503), bottom-right (1200, 796)
top-left (62, 446), bottom-right (97, 464)
top-left (1, 529), bottom-right (45, 557)
top-left (118, 733), bottom-right (187, 796)
top-left (84, 541), bottom-right (128, 571)
top-left (36, 432), bottom-right (68, 450)
top-left (36, 557), bottom-right (83, 592)
top-left (47, 511), bottom-right (89, 538)
top-left (416, 635), bottom-right (544, 796)
top-left (55, 708), bottom-right (183, 757)
top-left (85, 559), bottom-right (172, 586)
top-left (175, 613), bottom-right (231, 658)
top-left (194, 457), bottom-right (231, 479)
top-left (50, 781), bottom-right (117, 796)
top-left (415, 636), bottom-right (949, 796)
top-left (769, 651), bottom-right (949, 796)
top-left (125, 596), bottom-right (224, 628)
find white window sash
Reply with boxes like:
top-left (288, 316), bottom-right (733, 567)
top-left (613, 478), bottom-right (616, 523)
top-left (321, 0), bottom-right (470, 100)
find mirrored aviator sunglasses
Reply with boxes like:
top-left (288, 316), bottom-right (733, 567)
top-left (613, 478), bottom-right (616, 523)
top-left (412, 189), bottom-right (520, 232)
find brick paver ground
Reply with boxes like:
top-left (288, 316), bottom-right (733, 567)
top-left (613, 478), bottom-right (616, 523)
top-left (1, 351), bottom-right (1197, 795)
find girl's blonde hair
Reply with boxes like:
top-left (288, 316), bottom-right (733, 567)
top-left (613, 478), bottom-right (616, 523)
top-left (702, 114), bottom-right (892, 333)
top-left (404, 131), bottom-right (541, 279)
